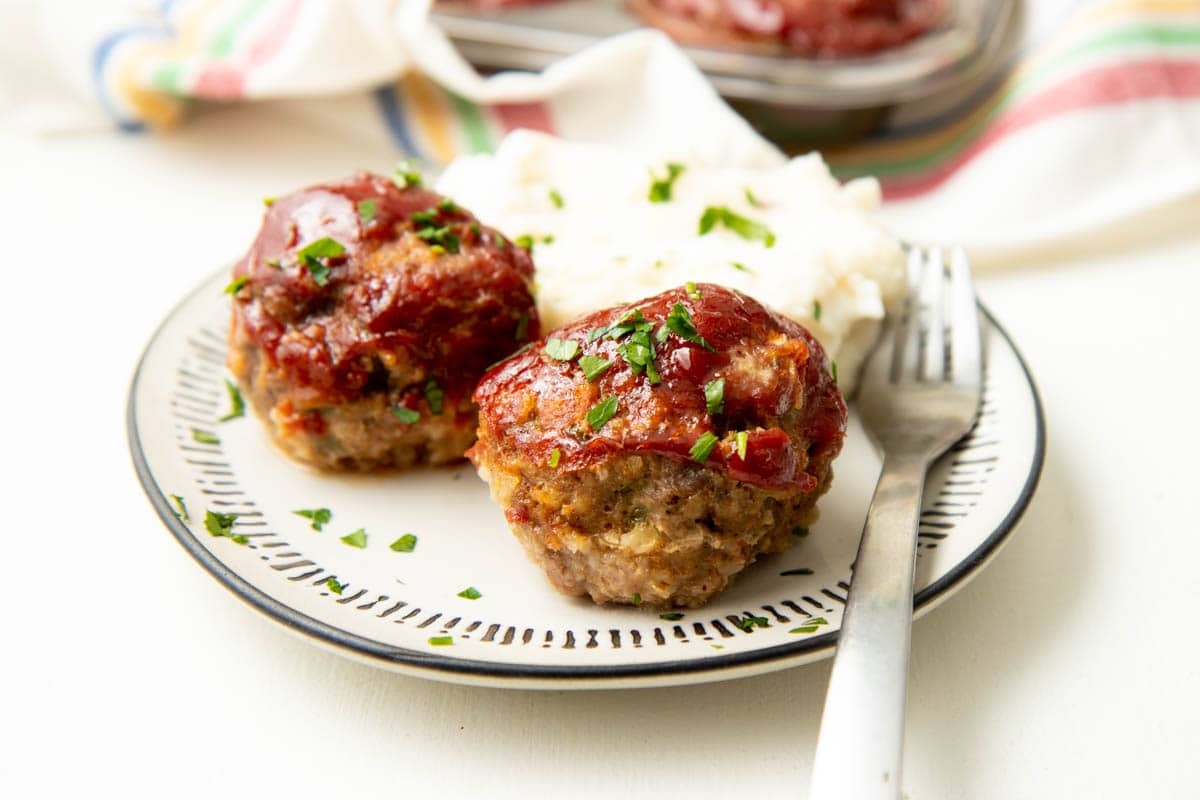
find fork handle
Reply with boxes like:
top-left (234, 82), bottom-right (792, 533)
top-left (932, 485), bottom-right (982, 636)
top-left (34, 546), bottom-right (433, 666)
top-left (810, 453), bottom-right (928, 800)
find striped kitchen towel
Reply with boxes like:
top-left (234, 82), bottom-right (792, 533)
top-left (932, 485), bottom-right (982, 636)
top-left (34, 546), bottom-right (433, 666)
top-left (21, 0), bottom-right (1200, 251)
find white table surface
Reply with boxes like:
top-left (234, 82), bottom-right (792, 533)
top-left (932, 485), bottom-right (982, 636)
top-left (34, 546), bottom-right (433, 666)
top-left (3, 97), bottom-right (1199, 799)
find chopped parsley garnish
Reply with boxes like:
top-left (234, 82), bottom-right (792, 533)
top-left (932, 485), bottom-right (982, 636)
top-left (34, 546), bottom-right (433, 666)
top-left (340, 529), bottom-right (367, 548)
top-left (357, 198), bottom-right (377, 225)
top-left (831, 360), bottom-right (839, 384)
top-left (632, 593), bottom-right (642, 605)
top-left (514, 312), bottom-right (529, 342)
top-left (548, 448), bottom-right (561, 468)
top-left (424, 379), bottom-right (444, 415)
top-left (730, 261), bottom-right (756, 274)
top-left (744, 187), bottom-right (763, 207)
top-left (792, 527), bottom-right (810, 538)
top-left (686, 281), bottom-right (701, 299)
top-left (411, 209), bottom-right (438, 226)
top-left (469, 221), bottom-right (482, 238)
top-left (698, 206), bottom-right (776, 247)
top-left (264, 258), bottom-right (281, 268)
top-left (589, 309), bottom-right (653, 343)
top-left (204, 510), bottom-right (247, 544)
top-left (586, 396), bottom-right (619, 430)
top-left (390, 534), bottom-right (418, 552)
top-left (223, 275), bottom-right (248, 295)
top-left (514, 234), bottom-right (534, 250)
top-left (790, 617), bottom-right (829, 634)
top-left (737, 614), bottom-right (769, 632)
top-left (391, 406), bottom-right (420, 424)
top-left (296, 237), bottom-right (346, 286)
top-left (262, 196), bottom-right (276, 207)
top-left (578, 355), bottom-right (612, 382)
top-left (457, 586), bottom-right (482, 600)
top-left (689, 431), bottom-right (719, 463)
top-left (648, 162), bottom-right (685, 203)
top-left (219, 380), bottom-right (245, 422)
top-left (496, 233), bottom-right (509, 250)
top-left (735, 430), bottom-right (748, 460)
top-left (780, 568), bottom-right (814, 576)
top-left (191, 428), bottom-right (219, 445)
top-left (326, 577), bottom-right (344, 595)
top-left (663, 303), bottom-right (714, 351)
top-left (393, 160), bottom-right (424, 188)
top-left (704, 378), bottom-right (725, 415)
top-left (438, 197), bottom-right (458, 213)
top-left (428, 636), bottom-right (453, 646)
top-left (659, 612), bottom-right (684, 621)
top-left (549, 189), bottom-right (564, 208)
top-left (813, 299), bottom-right (822, 321)
top-left (415, 221), bottom-right (460, 254)
top-left (543, 338), bottom-right (580, 362)
top-left (169, 494), bottom-right (189, 522)
top-left (293, 508), bottom-right (332, 531)
top-left (617, 328), bottom-right (660, 384)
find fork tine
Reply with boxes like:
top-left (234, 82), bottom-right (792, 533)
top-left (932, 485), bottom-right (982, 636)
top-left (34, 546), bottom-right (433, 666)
top-left (949, 246), bottom-right (982, 386)
top-left (919, 248), bottom-right (946, 383)
top-left (891, 247), bottom-right (926, 383)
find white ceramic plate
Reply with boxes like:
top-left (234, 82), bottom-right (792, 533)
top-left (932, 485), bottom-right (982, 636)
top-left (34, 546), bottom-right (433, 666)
top-left (129, 270), bottom-right (1044, 690)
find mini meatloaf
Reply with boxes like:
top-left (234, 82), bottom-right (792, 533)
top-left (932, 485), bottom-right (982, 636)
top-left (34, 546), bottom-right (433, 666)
top-left (630, 0), bottom-right (945, 57)
top-left (227, 171), bottom-right (540, 471)
top-left (469, 284), bottom-right (847, 607)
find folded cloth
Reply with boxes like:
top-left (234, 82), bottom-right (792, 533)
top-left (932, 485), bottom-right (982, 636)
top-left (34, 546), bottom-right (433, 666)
top-left (16, 0), bottom-right (1200, 253)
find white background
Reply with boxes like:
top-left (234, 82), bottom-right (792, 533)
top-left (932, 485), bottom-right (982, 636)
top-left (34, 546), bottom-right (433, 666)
top-left (4, 55), bottom-right (1200, 800)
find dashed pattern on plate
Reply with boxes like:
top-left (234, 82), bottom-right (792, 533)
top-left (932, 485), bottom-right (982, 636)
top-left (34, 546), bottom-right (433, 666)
top-left (164, 316), bottom-right (1000, 654)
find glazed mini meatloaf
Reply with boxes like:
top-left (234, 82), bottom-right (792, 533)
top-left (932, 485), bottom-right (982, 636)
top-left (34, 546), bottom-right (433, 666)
top-left (469, 284), bottom-right (847, 607)
top-left (227, 170), bottom-right (540, 470)
top-left (630, 0), bottom-right (946, 57)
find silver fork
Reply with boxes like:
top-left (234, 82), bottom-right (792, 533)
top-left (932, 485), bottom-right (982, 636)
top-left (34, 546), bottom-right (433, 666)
top-left (809, 246), bottom-right (983, 800)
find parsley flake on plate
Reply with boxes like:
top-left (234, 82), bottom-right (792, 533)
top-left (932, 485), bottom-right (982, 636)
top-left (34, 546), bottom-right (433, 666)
top-left (428, 636), bottom-right (454, 646)
top-left (191, 428), bottom-right (219, 446)
top-left (737, 614), bottom-right (769, 632)
top-left (648, 163), bottom-right (685, 203)
top-left (326, 577), bottom-right (344, 595)
top-left (390, 534), bottom-right (418, 553)
top-left (293, 508), bottom-right (332, 532)
top-left (543, 338), bottom-right (580, 362)
top-left (168, 494), bottom-right (189, 522)
top-left (659, 612), bottom-right (684, 621)
top-left (780, 568), bottom-right (814, 576)
top-left (219, 380), bottom-right (245, 422)
top-left (789, 617), bottom-right (829, 634)
top-left (698, 206), bottom-right (776, 248)
top-left (689, 431), bottom-right (719, 463)
top-left (549, 189), bottom-right (565, 208)
top-left (340, 529), bottom-right (367, 548)
top-left (457, 587), bottom-right (482, 600)
top-left (730, 262), bottom-right (756, 275)
top-left (744, 187), bottom-right (763, 207)
top-left (813, 299), bottom-right (822, 321)
top-left (204, 510), bottom-right (247, 544)
top-left (586, 396), bottom-right (619, 430)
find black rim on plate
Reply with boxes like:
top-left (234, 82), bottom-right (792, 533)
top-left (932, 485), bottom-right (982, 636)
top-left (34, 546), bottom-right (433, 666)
top-left (128, 272), bottom-right (1046, 685)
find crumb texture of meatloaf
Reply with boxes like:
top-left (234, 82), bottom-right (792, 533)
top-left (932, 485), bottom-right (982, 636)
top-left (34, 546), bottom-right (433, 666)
top-left (469, 284), bottom-right (847, 607)
top-left (227, 171), bottom-right (540, 471)
top-left (629, 0), bottom-right (946, 57)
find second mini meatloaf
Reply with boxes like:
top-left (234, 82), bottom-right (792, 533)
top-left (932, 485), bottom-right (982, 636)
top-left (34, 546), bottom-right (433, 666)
top-left (227, 171), bottom-right (539, 470)
top-left (469, 284), bottom-right (847, 608)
